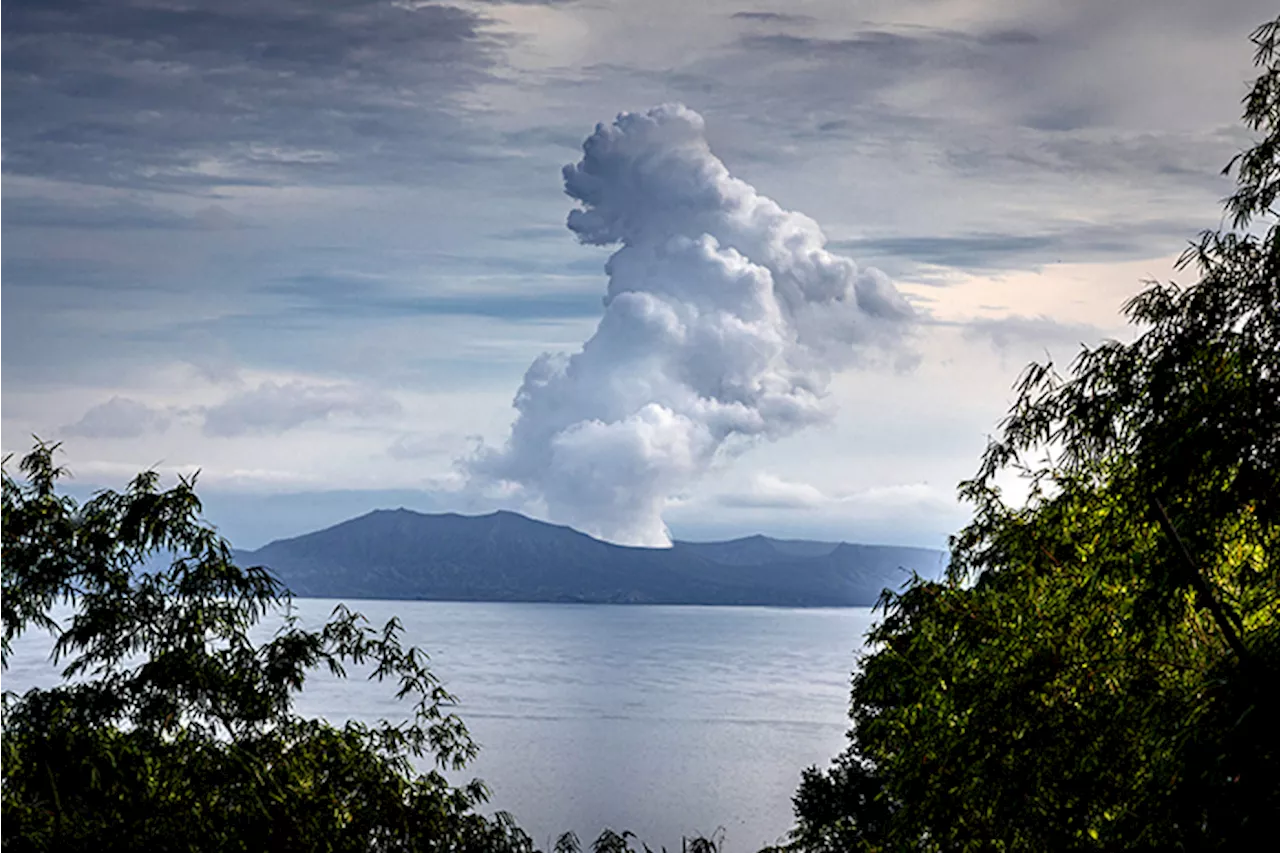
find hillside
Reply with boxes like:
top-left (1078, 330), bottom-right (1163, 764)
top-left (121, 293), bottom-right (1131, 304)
top-left (237, 509), bottom-right (946, 606)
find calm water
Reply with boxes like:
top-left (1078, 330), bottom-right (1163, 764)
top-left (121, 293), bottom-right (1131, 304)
top-left (2, 600), bottom-right (877, 852)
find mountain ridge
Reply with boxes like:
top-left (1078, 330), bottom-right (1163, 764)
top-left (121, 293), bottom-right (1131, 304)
top-left (237, 508), bottom-right (947, 607)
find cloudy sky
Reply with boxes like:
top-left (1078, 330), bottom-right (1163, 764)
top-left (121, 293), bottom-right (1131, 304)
top-left (2, 0), bottom-right (1273, 549)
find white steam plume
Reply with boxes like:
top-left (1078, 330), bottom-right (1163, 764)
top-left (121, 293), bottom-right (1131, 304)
top-left (468, 104), bottom-right (914, 546)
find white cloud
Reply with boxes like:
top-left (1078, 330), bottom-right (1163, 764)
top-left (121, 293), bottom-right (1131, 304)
top-left (63, 396), bottom-right (171, 439)
top-left (720, 472), bottom-right (954, 516)
top-left (718, 473), bottom-right (829, 509)
top-left (387, 433), bottom-right (447, 460)
top-left (961, 313), bottom-right (1107, 353)
top-left (201, 381), bottom-right (400, 438)
top-left (468, 105), bottom-right (914, 546)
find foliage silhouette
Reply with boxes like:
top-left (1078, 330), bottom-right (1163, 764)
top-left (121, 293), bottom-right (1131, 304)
top-left (1, 441), bottom-right (538, 852)
top-left (789, 16), bottom-right (1280, 852)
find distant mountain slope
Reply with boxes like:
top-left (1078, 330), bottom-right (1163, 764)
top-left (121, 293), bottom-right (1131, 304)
top-left (236, 509), bottom-right (947, 607)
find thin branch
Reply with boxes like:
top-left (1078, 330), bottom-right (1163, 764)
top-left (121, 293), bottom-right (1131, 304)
top-left (1153, 499), bottom-right (1250, 663)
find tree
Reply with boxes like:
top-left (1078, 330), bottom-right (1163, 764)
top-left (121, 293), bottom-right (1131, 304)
top-left (789, 17), bottom-right (1280, 851)
top-left (1, 441), bottom-right (537, 852)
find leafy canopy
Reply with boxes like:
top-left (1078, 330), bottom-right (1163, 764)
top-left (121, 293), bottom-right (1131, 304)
top-left (1, 443), bottom-right (535, 852)
top-left (789, 17), bottom-right (1280, 852)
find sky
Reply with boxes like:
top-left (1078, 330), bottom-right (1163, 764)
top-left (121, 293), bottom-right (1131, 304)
top-left (2, 0), bottom-right (1274, 550)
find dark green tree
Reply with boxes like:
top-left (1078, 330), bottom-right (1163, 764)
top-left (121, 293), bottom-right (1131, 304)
top-left (1, 441), bottom-right (536, 852)
top-left (789, 17), bottom-right (1280, 852)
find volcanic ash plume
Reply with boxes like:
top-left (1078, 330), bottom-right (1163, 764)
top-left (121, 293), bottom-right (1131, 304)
top-left (468, 104), bottom-right (914, 546)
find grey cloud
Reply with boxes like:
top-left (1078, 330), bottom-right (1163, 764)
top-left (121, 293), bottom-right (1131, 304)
top-left (0, 256), bottom-right (175, 340)
top-left (716, 30), bottom-right (1026, 148)
top-left (2, 0), bottom-right (498, 191)
top-left (3, 197), bottom-right (248, 231)
top-left (832, 219), bottom-right (1197, 275)
top-left (411, 293), bottom-right (603, 320)
top-left (736, 25), bottom-right (1045, 91)
top-left (701, 477), bottom-right (961, 544)
top-left (190, 206), bottom-right (246, 230)
top-left (962, 314), bottom-right (1109, 353)
top-left (490, 225), bottom-right (572, 241)
top-left (834, 234), bottom-right (1058, 271)
top-left (1, 226), bottom-right (604, 392)
top-left (63, 396), bottom-right (171, 438)
top-left (728, 3), bottom-right (1266, 132)
top-left (716, 493), bottom-right (815, 510)
top-left (708, 6), bottom-right (1265, 186)
top-left (741, 26), bottom-right (1032, 58)
top-left (944, 127), bottom-right (1249, 183)
top-left (182, 337), bottom-right (243, 385)
top-left (387, 434), bottom-right (445, 461)
top-left (730, 12), bottom-right (813, 25)
top-left (264, 269), bottom-right (605, 321)
top-left (498, 125), bottom-right (587, 152)
top-left (1, 256), bottom-right (125, 293)
top-left (201, 381), bottom-right (400, 437)
top-left (716, 483), bottom-right (824, 510)
top-left (1, 249), bottom-right (247, 392)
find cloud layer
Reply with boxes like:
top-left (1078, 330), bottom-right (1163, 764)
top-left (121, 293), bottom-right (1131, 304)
top-left (61, 381), bottom-right (400, 441)
top-left (468, 105), bottom-right (913, 545)
top-left (64, 396), bottom-right (171, 439)
top-left (200, 381), bottom-right (400, 437)
top-left (2, 0), bottom-right (494, 190)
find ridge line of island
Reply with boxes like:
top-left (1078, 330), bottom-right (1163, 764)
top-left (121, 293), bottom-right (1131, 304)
top-left (232, 508), bottom-right (946, 607)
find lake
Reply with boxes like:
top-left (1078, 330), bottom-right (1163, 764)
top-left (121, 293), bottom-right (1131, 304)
top-left (1, 600), bottom-right (878, 852)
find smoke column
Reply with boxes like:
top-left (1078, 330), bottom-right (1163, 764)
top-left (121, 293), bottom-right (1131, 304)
top-left (468, 104), bottom-right (914, 546)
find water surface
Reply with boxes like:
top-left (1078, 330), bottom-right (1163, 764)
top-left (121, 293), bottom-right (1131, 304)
top-left (3, 600), bottom-right (877, 852)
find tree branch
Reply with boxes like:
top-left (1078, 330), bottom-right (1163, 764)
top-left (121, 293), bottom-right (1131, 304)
top-left (1153, 499), bottom-right (1250, 663)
